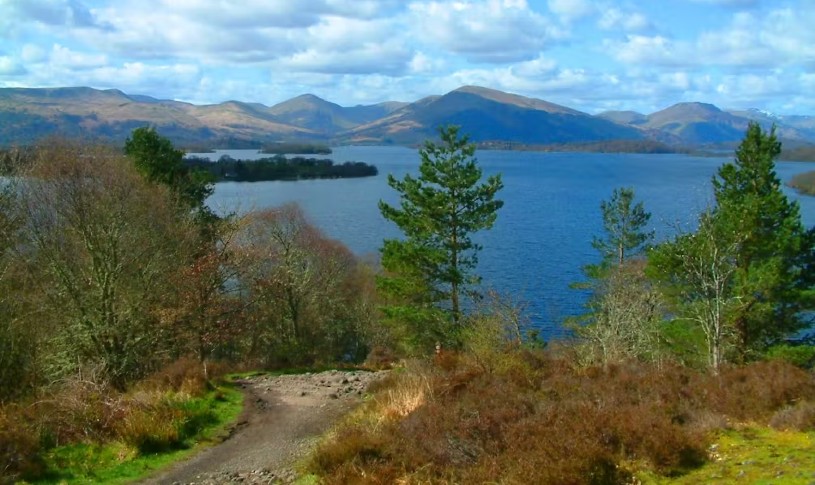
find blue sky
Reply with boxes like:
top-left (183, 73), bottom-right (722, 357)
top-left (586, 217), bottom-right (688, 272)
top-left (1, 0), bottom-right (813, 115)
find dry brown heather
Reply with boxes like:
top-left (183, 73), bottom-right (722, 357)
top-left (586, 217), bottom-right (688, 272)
top-left (310, 350), bottom-right (815, 484)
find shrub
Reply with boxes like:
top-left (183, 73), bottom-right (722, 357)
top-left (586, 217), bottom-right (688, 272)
top-left (764, 343), bottom-right (815, 369)
top-left (32, 378), bottom-right (116, 445)
top-left (310, 426), bottom-right (388, 475)
top-left (0, 406), bottom-right (44, 482)
top-left (136, 357), bottom-right (211, 396)
top-left (769, 401), bottom-right (815, 431)
top-left (114, 399), bottom-right (182, 453)
top-left (364, 345), bottom-right (397, 370)
top-left (707, 361), bottom-right (815, 420)
top-left (312, 351), bottom-right (815, 484)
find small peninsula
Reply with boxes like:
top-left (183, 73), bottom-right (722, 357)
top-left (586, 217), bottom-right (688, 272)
top-left (184, 154), bottom-right (378, 182)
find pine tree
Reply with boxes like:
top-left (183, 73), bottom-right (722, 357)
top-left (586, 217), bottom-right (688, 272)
top-left (124, 127), bottom-right (214, 211)
top-left (573, 187), bottom-right (660, 366)
top-left (378, 126), bottom-right (503, 346)
top-left (710, 121), bottom-right (815, 358)
top-left (593, 187), bottom-right (654, 269)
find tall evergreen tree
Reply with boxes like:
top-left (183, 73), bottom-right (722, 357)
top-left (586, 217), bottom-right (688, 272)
top-left (710, 121), bottom-right (815, 358)
top-left (593, 187), bottom-right (653, 269)
top-left (378, 126), bottom-right (503, 346)
top-left (124, 127), bottom-right (214, 212)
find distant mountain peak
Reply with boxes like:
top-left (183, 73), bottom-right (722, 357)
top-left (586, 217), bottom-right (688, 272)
top-left (453, 85), bottom-right (503, 95)
top-left (3, 85), bottom-right (814, 147)
top-left (291, 93), bottom-right (326, 102)
top-left (447, 85), bottom-right (580, 115)
top-left (747, 107), bottom-right (780, 119)
top-left (664, 102), bottom-right (723, 113)
top-left (597, 110), bottom-right (647, 125)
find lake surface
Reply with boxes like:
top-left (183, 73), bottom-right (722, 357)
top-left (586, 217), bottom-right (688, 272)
top-left (197, 147), bottom-right (815, 338)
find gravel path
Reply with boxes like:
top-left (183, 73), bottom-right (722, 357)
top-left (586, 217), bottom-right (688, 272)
top-left (140, 369), bottom-right (388, 485)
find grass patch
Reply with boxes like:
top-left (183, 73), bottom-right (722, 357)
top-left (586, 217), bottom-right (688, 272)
top-left (638, 427), bottom-right (815, 484)
top-left (24, 383), bottom-right (243, 484)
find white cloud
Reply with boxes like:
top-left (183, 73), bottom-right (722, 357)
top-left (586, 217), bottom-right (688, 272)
top-left (281, 42), bottom-right (412, 75)
top-left (659, 71), bottom-right (692, 91)
top-left (686, 0), bottom-right (758, 7)
top-left (605, 35), bottom-right (684, 66)
top-left (1, 0), bottom-right (814, 116)
top-left (275, 15), bottom-right (414, 75)
top-left (3, 0), bottom-right (100, 27)
top-left (21, 44), bottom-right (47, 63)
top-left (77, 62), bottom-right (202, 94)
top-left (0, 56), bottom-right (26, 76)
top-left (410, 0), bottom-right (564, 63)
top-left (409, 52), bottom-right (445, 74)
top-left (607, 6), bottom-right (815, 69)
top-left (437, 59), bottom-right (589, 101)
top-left (50, 43), bottom-right (107, 69)
top-left (547, 0), bottom-right (594, 22)
top-left (598, 8), bottom-right (652, 32)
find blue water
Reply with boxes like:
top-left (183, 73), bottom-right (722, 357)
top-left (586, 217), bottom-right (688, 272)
top-left (199, 147), bottom-right (815, 337)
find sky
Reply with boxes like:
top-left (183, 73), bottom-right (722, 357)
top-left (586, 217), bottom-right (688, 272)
top-left (1, 0), bottom-right (814, 115)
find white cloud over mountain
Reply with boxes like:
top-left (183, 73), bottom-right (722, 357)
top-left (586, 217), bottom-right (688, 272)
top-left (0, 0), bottom-right (812, 114)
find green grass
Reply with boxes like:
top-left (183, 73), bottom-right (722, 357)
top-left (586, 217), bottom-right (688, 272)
top-left (637, 426), bottom-right (815, 484)
top-left (26, 383), bottom-right (243, 484)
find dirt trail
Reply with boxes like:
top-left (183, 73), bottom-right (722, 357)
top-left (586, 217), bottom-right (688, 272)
top-left (141, 370), bottom-right (388, 485)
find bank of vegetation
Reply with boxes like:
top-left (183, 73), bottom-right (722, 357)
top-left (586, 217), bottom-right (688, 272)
top-left (780, 144), bottom-right (815, 162)
top-left (260, 142), bottom-right (332, 154)
top-left (177, 141), bottom-right (332, 155)
top-left (185, 154), bottom-right (377, 182)
top-left (2, 123), bottom-right (814, 484)
top-left (477, 138), bottom-right (685, 154)
top-left (0, 128), bottom-right (380, 483)
top-left (788, 170), bottom-right (815, 196)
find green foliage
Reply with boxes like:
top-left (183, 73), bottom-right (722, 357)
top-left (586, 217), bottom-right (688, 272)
top-left (0, 178), bottom-right (38, 401)
top-left (378, 125), bottom-right (503, 346)
top-left (0, 362), bottom-right (243, 484)
top-left (16, 141), bottom-right (197, 388)
top-left (649, 123), bottom-right (815, 368)
top-left (461, 292), bottom-right (531, 374)
top-left (657, 319), bottom-right (707, 368)
top-left (639, 427), bottom-right (815, 484)
top-left (764, 343), bottom-right (815, 369)
top-left (124, 126), bottom-right (215, 212)
top-left (648, 212), bottom-right (741, 371)
top-left (481, 139), bottom-right (684, 154)
top-left (260, 142), bottom-right (332, 154)
top-left (710, 122), bottom-right (815, 358)
top-left (185, 154), bottom-right (377, 181)
top-left (572, 188), bottom-right (660, 367)
top-left (593, 187), bottom-right (653, 268)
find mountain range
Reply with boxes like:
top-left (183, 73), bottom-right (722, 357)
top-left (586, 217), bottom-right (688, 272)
top-left (1, 85), bottom-right (813, 148)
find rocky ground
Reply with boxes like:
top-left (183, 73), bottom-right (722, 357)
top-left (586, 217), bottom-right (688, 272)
top-left (141, 369), bottom-right (388, 485)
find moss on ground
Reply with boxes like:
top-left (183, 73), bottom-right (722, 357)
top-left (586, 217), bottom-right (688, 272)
top-left (638, 426), bottom-right (815, 484)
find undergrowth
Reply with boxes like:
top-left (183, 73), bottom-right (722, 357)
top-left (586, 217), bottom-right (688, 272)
top-left (309, 350), bottom-right (815, 484)
top-left (0, 358), bottom-right (244, 484)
